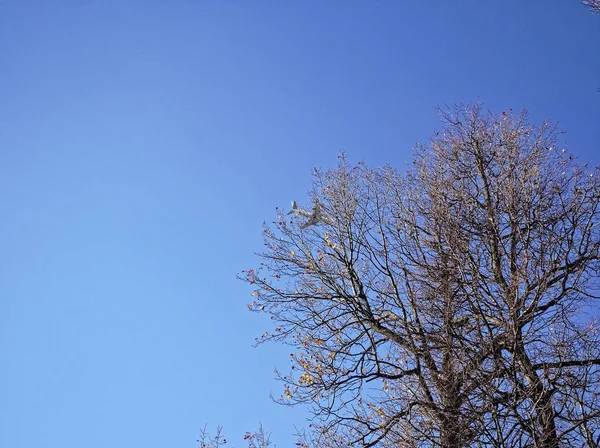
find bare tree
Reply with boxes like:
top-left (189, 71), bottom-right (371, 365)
top-left (582, 0), bottom-right (600, 14)
top-left (410, 106), bottom-right (600, 447)
top-left (198, 424), bottom-right (275, 448)
top-left (198, 425), bottom-right (228, 448)
top-left (580, 1), bottom-right (600, 94)
top-left (242, 105), bottom-right (600, 447)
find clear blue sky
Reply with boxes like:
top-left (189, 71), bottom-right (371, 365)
top-left (0, 1), bottom-right (598, 447)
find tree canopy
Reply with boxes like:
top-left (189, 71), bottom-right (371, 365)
top-left (241, 105), bottom-right (600, 447)
top-left (582, 0), bottom-right (600, 14)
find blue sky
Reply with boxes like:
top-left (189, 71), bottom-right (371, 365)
top-left (0, 1), bottom-right (598, 447)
